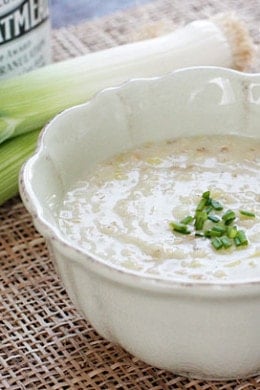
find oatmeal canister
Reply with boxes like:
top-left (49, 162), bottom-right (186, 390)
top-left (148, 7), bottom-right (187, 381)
top-left (0, 0), bottom-right (51, 79)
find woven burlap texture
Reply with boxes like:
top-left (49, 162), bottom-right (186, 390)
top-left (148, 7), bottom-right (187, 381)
top-left (1, 0), bottom-right (260, 389)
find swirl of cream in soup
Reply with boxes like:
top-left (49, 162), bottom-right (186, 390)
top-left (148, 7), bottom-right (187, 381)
top-left (58, 135), bottom-right (260, 282)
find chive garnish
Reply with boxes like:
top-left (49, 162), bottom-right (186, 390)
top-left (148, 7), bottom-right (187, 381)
top-left (239, 210), bottom-right (256, 218)
top-left (202, 191), bottom-right (210, 200)
top-left (211, 237), bottom-right (223, 250)
top-left (169, 222), bottom-right (191, 235)
top-left (212, 225), bottom-right (226, 234)
top-left (211, 199), bottom-right (223, 211)
top-left (205, 205), bottom-right (213, 214)
top-left (180, 215), bottom-right (194, 225)
top-left (195, 211), bottom-right (207, 230)
top-left (204, 225), bottom-right (226, 238)
top-left (208, 214), bottom-right (221, 223)
top-left (196, 198), bottom-right (207, 212)
top-left (195, 232), bottom-right (204, 237)
top-left (222, 209), bottom-right (236, 225)
top-left (204, 229), bottom-right (221, 238)
top-left (169, 190), bottom-right (254, 251)
top-left (227, 225), bottom-right (237, 239)
top-left (234, 230), bottom-right (248, 246)
top-left (221, 236), bottom-right (233, 249)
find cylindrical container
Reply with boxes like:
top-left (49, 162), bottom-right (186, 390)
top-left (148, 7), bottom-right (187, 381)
top-left (0, 0), bottom-right (51, 79)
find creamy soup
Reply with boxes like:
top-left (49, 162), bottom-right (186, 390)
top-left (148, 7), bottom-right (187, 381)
top-left (58, 135), bottom-right (260, 282)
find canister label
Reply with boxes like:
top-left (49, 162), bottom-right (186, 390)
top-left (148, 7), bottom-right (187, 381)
top-left (0, 0), bottom-right (51, 79)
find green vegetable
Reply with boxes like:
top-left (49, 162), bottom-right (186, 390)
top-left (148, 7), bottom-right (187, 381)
top-left (195, 232), bottom-right (204, 237)
top-left (227, 225), bottom-right (238, 239)
top-left (205, 205), bottom-right (213, 214)
top-left (211, 199), bottom-right (223, 211)
top-left (221, 236), bottom-right (233, 249)
top-left (0, 15), bottom-right (255, 205)
top-left (205, 229), bottom-right (221, 238)
top-left (222, 209), bottom-right (236, 225)
top-left (0, 130), bottom-right (40, 205)
top-left (169, 222), bottom-right (191, 235)
top-left (202, 190), bottom-right (211, 199)
top-left (195, 211), bottom-right (208, 230)
top-left (239, 210), bottom-right (256, 218)
top-left (234, 230), bottom-right (248, 247)
top-left (196, 198), bottom-right (207, 212)
top-left (212, 225), bottom-right (226, 235)
top-left (169, 190), bottom-right (254, 251)
top-left (180, 215), bottom-right (194, 225)
top-left (208, 214), bottom-right (221, 223)
top-left (0, 16), bottom-right (251, 146)
top-left (211, 237), bottom-right (223, 250)
top-left (204, 225), bottom-right (226, 238)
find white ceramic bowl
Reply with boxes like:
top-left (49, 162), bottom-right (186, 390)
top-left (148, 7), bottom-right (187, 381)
top-left (20, 67), bottom-right (260, 380)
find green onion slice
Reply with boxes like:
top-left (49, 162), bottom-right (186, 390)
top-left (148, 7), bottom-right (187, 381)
top-left (239, 210), bottom-right (255, 218)
top-left (205, 205), bottom-right (213, 214)
top-left (202, 191), bottom-right (211, 199)
top-left (196, 198), bottom-right (207, 212)
top-left (208, 214), bottom-right (221, 223)
top-left (195, 211), bottom-right (208, 230)
top-left (180, 215), bottom-right (194, 225)
top-left (211, 237), bottom-right (223, 250)
top-left (195, 232), bottom-right (204, 237)
top-left (227, 225), bottom-right (237, 239)
top-left (222, 209), bottom-right (236, 225)
top-left (211, 199), bottom-right (223, 211)
top-left (169, 222), bottom-right (191, 235)
top-left (234, 230), bottom-right (248, 246)
top-left (221, 236), bottom-right (233, 249)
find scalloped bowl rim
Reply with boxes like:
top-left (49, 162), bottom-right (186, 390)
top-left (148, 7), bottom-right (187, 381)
top-left (19, 66), bottom-right (260, 292)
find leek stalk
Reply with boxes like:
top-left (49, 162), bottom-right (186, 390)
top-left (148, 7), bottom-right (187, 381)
top-left (0, 15), bottom-right (254, 205)
top-left (0, 130), bottom-right (40, 205)
top-left (0, 16), bottom-right (254, 144)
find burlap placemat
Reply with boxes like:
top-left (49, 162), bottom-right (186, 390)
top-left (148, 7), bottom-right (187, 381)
top-left (1, 0), bottom-right (260, 389)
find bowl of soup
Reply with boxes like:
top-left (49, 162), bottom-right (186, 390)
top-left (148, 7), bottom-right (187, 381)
top-left (20, 67), bottom-right (260, 380)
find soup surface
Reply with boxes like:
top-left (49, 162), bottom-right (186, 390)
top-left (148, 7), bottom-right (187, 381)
top-left (58, 135), bottom-right (260, 282)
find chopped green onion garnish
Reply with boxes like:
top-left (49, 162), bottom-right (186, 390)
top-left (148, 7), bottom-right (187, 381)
top-left (208, 214), bottom-right (221, 223)
top-left (202, 191), bottom-right (210, 199)
top-left (239, 210), bottom-right (255, 218)
top-left (220, 236), bottom-right (233, 249)
top-left (180, 215), bottom-right (194, 225)
top-left (196, 198), bottom-right (207, 212)
top-left (204, 229), bottom-right (221, 238)
top-left (234, 236), bottom-right (240, 246)
top-left (212, 225), bottom-right (226, 234)
top-left (222, 209), bottom-right (236, 225)
top-left (227, 225), bottom-right (237, 239)
top-left (234, 230), bottom-right (248, 247)
top-left (211, 199), bottom-right (223, 211)
top-left (169, 222), bottom-right (191, 235)
top-left (204, 225), bottom-right (226, 238)
top-left (169, 191), bottom-right (253, 251)
top-left (195, 232), bottom-right (204, 237)
top-left (211, 237), bottom-right (223, 250)
top-left (205, 205), bottom-right (213, 214)
top-left (195, 211), bottom-right (208, 230)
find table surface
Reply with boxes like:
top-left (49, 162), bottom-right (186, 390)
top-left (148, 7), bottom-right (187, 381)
top-left (1, 1), bottom-right (260, 389)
